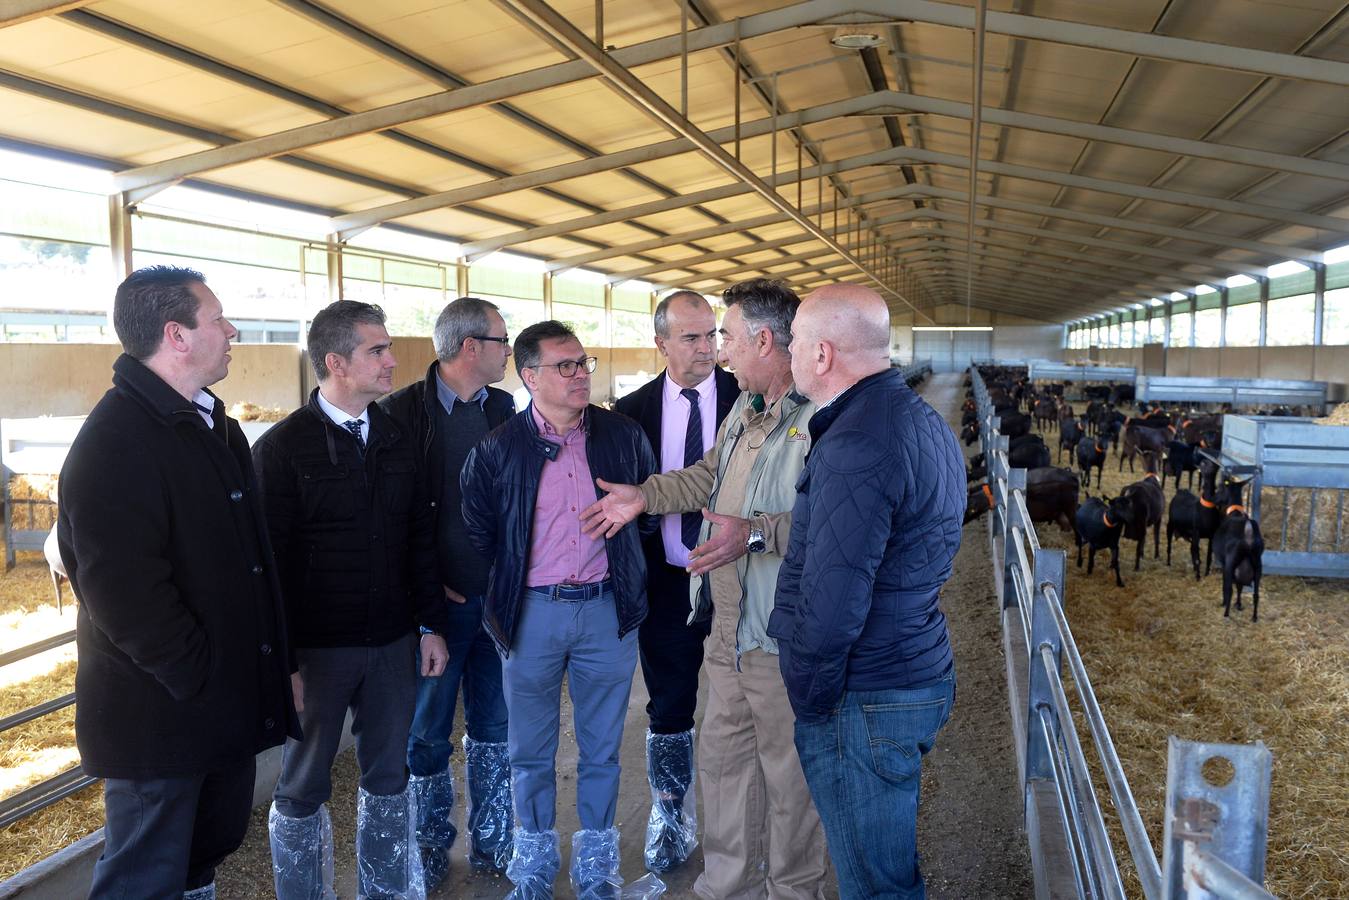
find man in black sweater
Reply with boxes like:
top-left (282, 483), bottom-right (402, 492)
top-left (59, 266), bottom-right (296, 900)
top-left (254, 300), bottom-right (450, 900)
top-left (380, 297), bottom-right (516, 886)
top-left (613, 290), bottom-right (738, 873)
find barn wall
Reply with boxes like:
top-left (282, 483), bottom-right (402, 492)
top-left (991, 325), bottom-right (1065, 361)
top-left (1, 343), bottom-right (304, 420)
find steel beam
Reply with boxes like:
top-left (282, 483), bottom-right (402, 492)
top-left (908, 255), bottom-right (1149, 302)
top-left (913, 245), bottom-right (1159, 299)
top-left (609, 234), bottom-right (829, 283)
top-left (108, 1), bottom-right (859, 197)
top-left (103, 0), bottom-right (1349, 197)
top-left (884, 209), bottom-right (1269, 278)
top-left (911, 185), bottom-right (1324, 263)
top-left (455, 145), bottom-right (913, 262)
top-left (915, 238), bottom-right (1191, 295)
top-left (464, 0), bottom-right (922, 313)
top-left (329, 92), bottom-right (889, 240)
top-left (893, 147), bottom-right (1349, 235)
top-left (269, 0), bottom-right (778, 258)
top-left (855, 92), bottom-right (1349, 185)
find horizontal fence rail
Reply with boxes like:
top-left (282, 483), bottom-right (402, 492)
top-left (968, 365), bottom-right (1275, 900)
top-left (0, 629), bottom-right (95, 830)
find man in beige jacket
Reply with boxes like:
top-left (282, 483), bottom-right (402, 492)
top-left (581, 278), bottom-right (827, 899)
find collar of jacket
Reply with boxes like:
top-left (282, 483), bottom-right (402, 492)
top-left (304, 387), bottom-right (400, 463)
top-left (806, 368), bottom-right (900, 442)
top-left (112, 353), bottom-right (219, 431)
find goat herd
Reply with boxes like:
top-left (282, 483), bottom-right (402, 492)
top-left (961, 366), bottom-right (1267, 622)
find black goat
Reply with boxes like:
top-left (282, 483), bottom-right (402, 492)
top-left (1074, 494), bottom-right (1135, 587)
top-left (1059, 417), bottom-right (1085, 463)
top-left (1076, 434), bottom-right (1111, 490)
top-left (1165, 458), bottom-right (1221, 580)
top-left (1119, 421), bottom-right (1169, 473)
top-left (1119, 454), bottom-right (1165, 571)
top-left (1163, 440), bottom-right (1198, 491)
top-left (1212, 481), bottom-right (1265, 621)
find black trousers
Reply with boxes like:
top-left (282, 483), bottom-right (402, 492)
top-left (89, 757), bottom-right (256, 899)
top-left (638, 558), bottom-right (712, 735)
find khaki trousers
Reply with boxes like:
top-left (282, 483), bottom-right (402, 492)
top-left (693, 615), bottom-right (828, 900)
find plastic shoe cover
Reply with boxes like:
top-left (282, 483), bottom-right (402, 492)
top-left (356, 786), bottom-right (426, 900)
top-left (643, 730), bottom-right (698, 873)
top-left (505, 828), bottom-right (560, 900)
top-left (182, 884), bottom-right (216, 900)
top-left (569, 828), bottom-right (622, 900)
top-left (622, 873), bottom-right (667, 899)
top-left (464, 735), bottom-right (513, 871)
top-left (268, 803), bottom-right (337, 900)
top-left (408, 768), bottom-right (455, 890)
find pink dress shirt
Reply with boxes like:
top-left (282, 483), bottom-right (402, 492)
top-left (659, 372), bottom-right (717, 567)
top-left (524, 404), bottom-right (610, 587)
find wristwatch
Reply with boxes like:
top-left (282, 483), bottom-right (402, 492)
top-left (745, 526), bottom-right (766, 554)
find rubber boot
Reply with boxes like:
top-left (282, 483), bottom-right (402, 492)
top-left (505, 828), bottom-right (560, 900)
top-left (268, 803), bottom-right (337, 900)
top-left (643, 729), bottom-right (697, 873)
top-left (570, 828), bottom-right (621, 900)
top-left (355, 786), bottom-right (426, 900)
top-left (464, 735), bottom-right (513, 872)
top-left (408, 768), bottom-right (456, 890)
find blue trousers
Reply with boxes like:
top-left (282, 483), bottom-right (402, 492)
top-left (407, 595), bottom-right (508, 776)
top-left (502, 586), bottom-right (638, 832)
top-left (793, 674), bottom-right (956, 900)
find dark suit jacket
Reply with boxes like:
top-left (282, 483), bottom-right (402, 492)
top-left (614, 366), bottom-right (740, 618)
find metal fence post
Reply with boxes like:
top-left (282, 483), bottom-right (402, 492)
top-left (1161, 737), bottom-right (1273, 900)
top-left (1025, 548), bottom-right (1065, 784)
top-left (1001, 465), bottom-right (1025, 610)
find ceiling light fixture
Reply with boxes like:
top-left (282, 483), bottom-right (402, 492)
top-left (830, 25), bottom-right (885, 49)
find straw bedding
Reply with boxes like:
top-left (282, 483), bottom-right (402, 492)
top-left (989, 419), bottom-right (1349, 898)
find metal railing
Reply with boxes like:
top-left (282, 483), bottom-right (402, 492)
top-left (969, 365), bottom-right (1276, 900)
top-left (896, 357), bottom-right (932, 385)
top-left (0, 629), bottom-right (96, 829)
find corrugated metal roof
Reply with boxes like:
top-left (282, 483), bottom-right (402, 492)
top-left (1, 0), bottom-right (1347, 323)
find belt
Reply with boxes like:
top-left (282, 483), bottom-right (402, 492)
top-left (530, 579), bottom-right (612, 602)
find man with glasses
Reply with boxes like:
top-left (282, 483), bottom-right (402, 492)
top-left (613, 290), bottom-right (737, 874)
top-left (381, 297), bottom-right (516, 887)
top-left (461, 321), bottom-right (657, 898)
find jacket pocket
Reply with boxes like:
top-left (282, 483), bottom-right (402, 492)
top-left (296, 462), bottom-right (355, 521)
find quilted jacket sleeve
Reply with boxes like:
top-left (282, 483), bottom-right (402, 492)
top-left (779, 427), bottom-right (905, 723)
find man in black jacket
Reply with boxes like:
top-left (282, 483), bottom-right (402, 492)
top-left (613, 290), bottom-right (737, 873)
top-left (58, 265), bottom-right (297, 900)
top-left (461, 321), bottom-right (656, 898)
top-left (254, 300), bottom-right (450, 900)
top-left (380, 297), bottom-right (516, 885)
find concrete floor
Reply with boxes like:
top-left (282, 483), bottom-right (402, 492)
top-left (216, 373), bottom-right (1033, 899)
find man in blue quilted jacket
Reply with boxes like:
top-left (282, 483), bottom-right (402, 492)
top-left (769, 283), bottom-right (965, 900)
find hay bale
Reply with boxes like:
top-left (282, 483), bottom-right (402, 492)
top-left (1313, 403), bottom-right (1349, 426)
top-left (5, 474), bottom-right (58, 531)
top-left (228, 401), bottom-right (288, 423)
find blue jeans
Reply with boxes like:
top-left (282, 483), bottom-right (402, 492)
top-left (407, 595), bottom-right (508, 776)
top-left (502, 585), bottom-right (638, 832)
top-left (793, 674), bottom-right (956, 900)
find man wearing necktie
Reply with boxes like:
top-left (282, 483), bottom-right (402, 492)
top-left (253, 300), bottom-right (450, 899)
top-left (613, 290), bottom-right (738, 874)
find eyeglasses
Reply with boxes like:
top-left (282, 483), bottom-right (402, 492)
top-left (471, 335), bottom-right (510, 345)
top-left (531, 356), bottom-right (597, 378)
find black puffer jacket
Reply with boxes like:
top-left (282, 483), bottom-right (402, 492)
top-left (460, 404), bottom-right (657, 654)
top-left (58, 354), bottom-right (298, 778)
top-left (253, 390), bottom-right (449, 649)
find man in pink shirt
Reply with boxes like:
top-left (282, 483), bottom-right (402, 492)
top-left (461, 321), bottom-right (657, 898)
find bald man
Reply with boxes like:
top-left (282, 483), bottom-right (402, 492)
top-left (768, 284), bottom-right (966, 900)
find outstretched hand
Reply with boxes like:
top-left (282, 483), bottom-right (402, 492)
top-left (687, 509), bottom-right (752, 576)
top-left (579, 478), bottom-right (647, 539)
